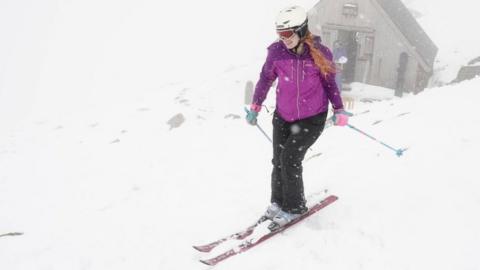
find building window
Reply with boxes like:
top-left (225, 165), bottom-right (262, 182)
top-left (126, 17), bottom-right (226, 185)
top-left (343, 3), bottom-right (358, 17)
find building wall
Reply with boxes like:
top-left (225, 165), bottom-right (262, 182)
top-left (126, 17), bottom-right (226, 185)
top-left (309, 0), bottom-right (421, 92)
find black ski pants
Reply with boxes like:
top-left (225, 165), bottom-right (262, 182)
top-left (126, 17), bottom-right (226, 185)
top-left (270, 111), bottom-right (328, 214)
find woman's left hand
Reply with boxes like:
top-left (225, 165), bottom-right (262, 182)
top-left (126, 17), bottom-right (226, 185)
top-left (333, 109), bottom-right (352, 126)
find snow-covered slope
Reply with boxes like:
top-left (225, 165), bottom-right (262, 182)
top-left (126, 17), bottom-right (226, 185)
top-left (1, 0), bottom-right (480, 269)
top-left (1, 67), bottom-right (480, 270)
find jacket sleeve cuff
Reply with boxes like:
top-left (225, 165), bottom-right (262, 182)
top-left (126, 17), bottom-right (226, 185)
top-left (250, 104), bottom-right (262, 112)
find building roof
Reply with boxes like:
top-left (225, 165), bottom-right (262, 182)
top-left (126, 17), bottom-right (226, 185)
top-left (375, 0), bottom-right (438, 67)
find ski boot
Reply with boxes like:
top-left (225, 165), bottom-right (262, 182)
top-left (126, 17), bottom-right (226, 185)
top-left (268, 209), bottom-right (303, 231)
top-left (258, 202), bottom-right (281, 222)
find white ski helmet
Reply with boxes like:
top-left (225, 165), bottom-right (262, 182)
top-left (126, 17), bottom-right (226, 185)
top-left (275, 6), bottom-right (309, 38)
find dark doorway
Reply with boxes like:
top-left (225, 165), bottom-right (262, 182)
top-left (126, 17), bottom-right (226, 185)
top-left (336, 30), bottom-right (358, 83)
top-left (395, 52), bottom-right (409, 97)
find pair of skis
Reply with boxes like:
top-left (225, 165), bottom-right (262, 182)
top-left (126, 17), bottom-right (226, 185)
top-left (193, 195), bottom-right (338, 266)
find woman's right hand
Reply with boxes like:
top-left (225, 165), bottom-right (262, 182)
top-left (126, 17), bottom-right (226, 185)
top-left (245, 107), bottom-right (258, 125)
top-left (245, 104), bottom-right (262, 125)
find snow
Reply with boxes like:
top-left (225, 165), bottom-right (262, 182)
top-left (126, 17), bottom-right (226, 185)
top-left (405, 0), bottom-right (480, 84)
top-left (1, 0), bottom-right (480, 270)
top-left (343, 82), bottom-right (396, 101)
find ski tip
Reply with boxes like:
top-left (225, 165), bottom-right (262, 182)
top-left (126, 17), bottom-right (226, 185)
top-left (199, 259), bottom-right (215, 266)
top-left (324, 194), bottom-right (338, 202)
top-left (192, 246), bottom-right (211, 253)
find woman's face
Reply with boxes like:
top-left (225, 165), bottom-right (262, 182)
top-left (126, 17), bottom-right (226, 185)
top-left (280, 33), bottom-right (300, 49)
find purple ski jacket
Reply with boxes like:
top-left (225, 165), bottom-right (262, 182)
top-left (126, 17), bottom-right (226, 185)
top-left (253, 41), bottom-right (344, 122)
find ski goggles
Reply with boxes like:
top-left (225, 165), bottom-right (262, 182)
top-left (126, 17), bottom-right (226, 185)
top-left (277, 29), bottom-right (296, 39)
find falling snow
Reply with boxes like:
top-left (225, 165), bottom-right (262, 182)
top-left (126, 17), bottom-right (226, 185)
top-left (1, 1), bottom-right (480, 270)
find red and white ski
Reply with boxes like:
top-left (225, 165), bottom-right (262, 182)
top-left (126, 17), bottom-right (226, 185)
top-left (199, 195), bottom-right (338, 266)
top-left (192, 218), bottom-right (265, 253)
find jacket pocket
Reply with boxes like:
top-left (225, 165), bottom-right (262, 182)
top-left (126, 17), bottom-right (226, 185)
top-left (302, 60), bottom-right (320, 81)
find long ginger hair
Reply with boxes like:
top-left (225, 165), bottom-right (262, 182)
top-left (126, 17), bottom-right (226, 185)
top-left (303, 32), bottom-right (336, 77)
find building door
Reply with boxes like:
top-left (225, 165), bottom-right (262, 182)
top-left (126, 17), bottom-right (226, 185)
top-left (395, 52), bottom-right (409, 97)
top-left (336, 30), bottom-right (358, 84)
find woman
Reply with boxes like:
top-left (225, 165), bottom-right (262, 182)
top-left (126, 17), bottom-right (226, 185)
top-left (245, 6), bottom-right (350, 231)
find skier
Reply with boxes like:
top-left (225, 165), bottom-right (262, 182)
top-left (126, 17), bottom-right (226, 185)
top-left (245, 6), bottom-right (350, 230)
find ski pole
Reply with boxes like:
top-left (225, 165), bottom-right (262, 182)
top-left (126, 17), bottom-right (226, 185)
top-left (346, 124), bottom-right (406, 157)
top-left (245, 107), bottom-right (288, 149)
top-left (254, 123), bottom-right (273, 143)
top-left (244, 107), bottom-right (273, 143)
top-left (255, 123), bottom-right (289, 149)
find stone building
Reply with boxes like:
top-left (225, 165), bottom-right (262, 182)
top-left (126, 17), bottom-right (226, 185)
top-left (309, 0), bottom-right (438, 95)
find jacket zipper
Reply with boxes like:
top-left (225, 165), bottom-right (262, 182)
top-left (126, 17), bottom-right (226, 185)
top-left (296, 56), bottom-right (301, 120)
top-left (302, 61), bottom-right (305, 81)
top-left (291, 60), bottom-right (294, 81)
